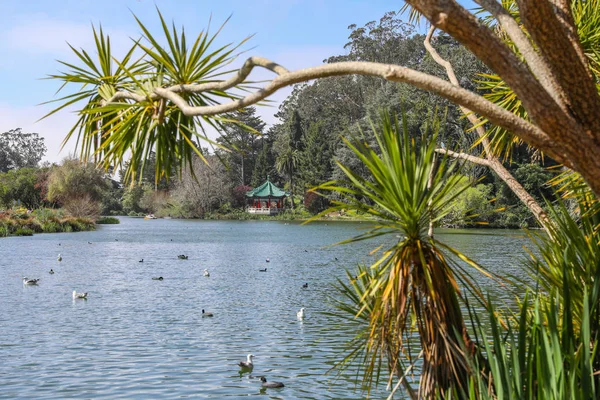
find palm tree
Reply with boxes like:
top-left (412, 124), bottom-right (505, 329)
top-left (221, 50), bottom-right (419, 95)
top-left (43, 10), bottom-right (251, 185)
top-left (316, 111), bottom-right (496, 398)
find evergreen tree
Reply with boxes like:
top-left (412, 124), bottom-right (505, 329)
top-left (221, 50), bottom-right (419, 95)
top-left (298, 121), bottom-right (332, 190)
top-left (251, 140), bottom-right (275, 187)
top-left (274, 110), bottom-right (303, 209)
top-left (218, 107), bottom-right (266, 186)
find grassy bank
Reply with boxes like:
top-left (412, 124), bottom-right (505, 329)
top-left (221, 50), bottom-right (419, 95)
top-left (0, 208), bottom-right (95, 237)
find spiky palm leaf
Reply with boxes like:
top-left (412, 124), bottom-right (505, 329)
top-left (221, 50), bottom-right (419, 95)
top-left (43, 9), bottom-right (252, 185)
top-left (466, 286), bottom-right (599, 398)
top-left (527, 192), bottom-right (600, 332)
top-left (316, 112), bottom-right (497, 398)
top-left (42, 25), bottom-right (145, 162)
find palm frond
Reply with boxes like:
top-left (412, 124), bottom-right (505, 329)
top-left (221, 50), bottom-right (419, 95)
top-left (43, 10), bottom-right (251, 184)
top-left (318, 111), bottom-right (493, 397)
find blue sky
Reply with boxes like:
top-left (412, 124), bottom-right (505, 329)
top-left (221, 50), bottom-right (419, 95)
top-left (0, 0), bottom-right (476, 162)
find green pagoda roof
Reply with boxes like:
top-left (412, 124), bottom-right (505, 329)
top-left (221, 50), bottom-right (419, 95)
top-left (246, 177), bottom-right (289, 198)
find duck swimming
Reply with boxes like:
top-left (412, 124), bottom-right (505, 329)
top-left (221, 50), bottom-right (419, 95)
top-left (265, 258), bottom-right (270, 263)
top-left (259, 268), bottom-right (267, 272)
top-left (302, 283), bottom-right (308, 289)
top-left (139, 259), bottom-right (144, 263)
top-left (152, 277), bottom-right (164, 281)
top-left (72, 290), bottom-right (88, 299)
top-left (202, 309), bottom-right (214, 317)
top-left (57, 254), bottom-right (62, 262)
top-left (22, 278), bottom-right (39, 285)
top-left (238, 354), bottom-right (254, 369)
top-left (260, 377), bottom-right (284, 388)
top-left (49, 269), bottom-right (55, 275)
top-left (178, 255), bottom-right (188, 260)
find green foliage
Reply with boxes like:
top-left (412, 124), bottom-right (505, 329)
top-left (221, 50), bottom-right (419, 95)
top-left (0, 168), bottom-right (44, 209)
top-left (274, 110), bottom-right (303, 208)
top-left (0, 208), bottom-right (95, 237)
top-left (491, 163), bottom-right (554, 228)
top-left (96, 216), bottom-right (120, 224)
top-left (297, 121), bottom-right (332, 192)
top-left (41, 221), bottom-right (61, 233)
top-left (443, 180), bottom-right (494, 227)
top-left (218, 107), bottom-right (266, 186)
top-left (14, 227), bottom-right (34, 236)
top-left (466, 290), bottom-right (598, 400)
top-left (65, 218), bottom-right (95, 232)
top-left (101, 186), bottom-right (124, 215)
top-left (122, 184), bottom-right (146, 213)
top-left (527, 194), bottom-right (600, 332)
top-left (251, 139), bottom-right (277, 187)
top-left (47, 159), bottom-right (110, 204)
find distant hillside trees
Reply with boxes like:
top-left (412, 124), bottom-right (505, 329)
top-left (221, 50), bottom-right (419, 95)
top-left (0, 128), bottom-right (46, 173)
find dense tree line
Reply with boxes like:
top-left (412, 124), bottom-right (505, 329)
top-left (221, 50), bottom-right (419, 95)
top-left (0, 13), bottom-right (555, 227)
top-left (224, 12), bottom-right (556, 227)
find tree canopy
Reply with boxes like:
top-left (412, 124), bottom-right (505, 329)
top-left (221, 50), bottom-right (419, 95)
top-left (0, 129), bottom-right (46, 173)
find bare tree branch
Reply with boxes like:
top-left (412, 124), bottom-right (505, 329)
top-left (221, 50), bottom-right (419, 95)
top-left (426, 26), bottom-right (550, 232)
top-left (107, 57), bottom-right (567, 167)
top-left (405, 0), bottom-right (577, 142)
top-left (107, 56), bottom-right (290, 104)
top-left (435, 149), bottom-right (490, 166)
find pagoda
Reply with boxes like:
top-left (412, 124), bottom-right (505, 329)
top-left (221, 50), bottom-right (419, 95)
top-left (245, 176), bottom-right (289, 215)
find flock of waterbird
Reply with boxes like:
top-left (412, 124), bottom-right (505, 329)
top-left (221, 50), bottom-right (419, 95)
top-left (22, 253), bottom-right (88, 299)
top-left (21, 246), bottom-right (309, 390)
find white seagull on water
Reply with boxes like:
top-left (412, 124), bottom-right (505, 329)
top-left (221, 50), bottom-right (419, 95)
top-left (297, 308), bottom-right (305, 320)
top-left (203, 269), bottom-right (210, 277)
top-left (73, 290), bottom-right (88, 299)
top-left (238, 354), bottom-right (254, 369)
top-left (22, 278), bottom-right (40, 285)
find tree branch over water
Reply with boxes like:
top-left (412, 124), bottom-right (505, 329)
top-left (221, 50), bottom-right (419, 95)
top-left (424, 26), bottom-right (550, 232)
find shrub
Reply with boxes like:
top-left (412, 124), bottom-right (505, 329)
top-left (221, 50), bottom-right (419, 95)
top-left (14, 227), bottom-right (34, 236)
top-left (304, 190), bottom-right (329, 214)
top-left (64, 217), bottom-right (95, 232)
top-left (96, 216), bottom-right (120, 224)
top-left (63, 195), bottom-right (101, 219)
top-left (232, 185), bottom-right (253, 208)
top-left (41, 221), bottom-right (61, 233)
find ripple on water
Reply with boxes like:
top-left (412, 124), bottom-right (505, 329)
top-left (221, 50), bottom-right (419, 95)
top-left (0, 219), bottom-right (531, 399)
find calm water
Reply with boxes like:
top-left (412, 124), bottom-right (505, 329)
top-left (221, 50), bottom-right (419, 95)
top-left (0, 218), bottom-right (532, 399)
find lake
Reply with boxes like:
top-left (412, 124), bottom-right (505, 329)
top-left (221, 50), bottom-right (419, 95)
top-left (0, 218), bottom-right (532, 399)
